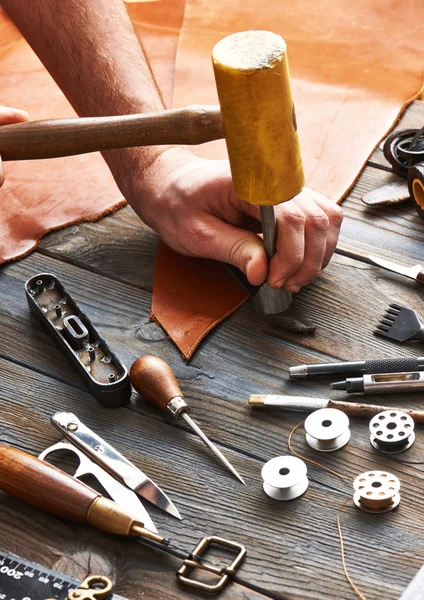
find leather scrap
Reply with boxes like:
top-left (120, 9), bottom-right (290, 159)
top-left (151, 240), bottom-right (247, 359)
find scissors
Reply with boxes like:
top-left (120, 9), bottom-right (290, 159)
top-left (39, 440), bottom-right (158, 533)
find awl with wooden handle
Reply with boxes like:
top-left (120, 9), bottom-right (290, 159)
top-left (212, 31), bottom-right (305, 322)
top-left (130, 356), bottom-right (245, 484)
top-left (249, 394), bottom-right (424, 424)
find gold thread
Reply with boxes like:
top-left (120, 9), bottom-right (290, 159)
top-left (288, 420), bottom-right (351, 481)
top-left (337, 499), bottom-right (368, 600)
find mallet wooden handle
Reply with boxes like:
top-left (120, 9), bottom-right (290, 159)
top-left (130, 355), bottom-right (183, 411)
top-left (0, 105), bottom-right (223, 161)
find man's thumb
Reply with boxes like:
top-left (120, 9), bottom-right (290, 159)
top-left (204, 220), bottom-right (268, 286)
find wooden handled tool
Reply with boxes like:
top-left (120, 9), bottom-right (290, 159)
top-left (130, 356), bottom-right (245, 484)
top-left (0, 444), bottom-right (165, 542)
top-left (212, 31), bottom-right (305, 315)
top-left (0, 105), bottom-right (223, 161)
top-left (249, 395), bottom-right (424, 424)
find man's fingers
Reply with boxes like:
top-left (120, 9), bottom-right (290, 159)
top-left (267, 202), bottom-right (306, 288)
top-left (282, 196), bottom-right (330, 291)
top-left (0, 106), bottom-right (29, 125)
top-left (307, 192), bottom-right (343, 267)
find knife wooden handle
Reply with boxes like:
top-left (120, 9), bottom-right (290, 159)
top-left (130, 355), bottom-right (183, 411)
top-left (0, 105), bottom-right (223, 161)
top-left (0, 444), bottom-right (98, 521)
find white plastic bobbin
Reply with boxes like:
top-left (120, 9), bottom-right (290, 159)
top-left (261, 456), bottom-right (308, 501)
top-left (353, 471), bottom-right (401, 513)
top-left (369, 410), bottom-right (415, 454)
top-left (304, 408), bottom-right (350, 452)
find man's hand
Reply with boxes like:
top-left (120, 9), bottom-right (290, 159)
top-left (0, 106), bottom-right (29, 186)
top-left (3, 0), bottom-right (342, 291)
top-left (126, 147), bottom-right (343, 291)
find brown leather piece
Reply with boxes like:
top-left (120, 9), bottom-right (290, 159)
top-left (173, 0), bottom-right (424, 202)
top-left (151, 241), bottom-right (247, 359)
top-left (0, 1), bottom-right (184, 263)
top-left (150, 0), bottom-right (424, 358)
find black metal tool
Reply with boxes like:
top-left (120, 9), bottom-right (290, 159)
top-left (374, 303), bottom-right (424, 344)
top-left (25, 274), bottom-right (131, 408)
top-left (0, 550), bottom-right (122, 600)
top-left (288, 356), bottom-right (424, 379)
top-left (362, 127), bottom-right (424, 216)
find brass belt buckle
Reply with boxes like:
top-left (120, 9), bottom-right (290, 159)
top-left (177, 536), bottom-right (246, 593)
top-left (67, 576), bottom-right (114, 600)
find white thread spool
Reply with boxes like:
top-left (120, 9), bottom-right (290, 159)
top-left (261, 456), bottom-right (308, 501)
top-left (304, 408), bottom-right (350, 452)
top-left (353, 470), bottom-right (400, 513)
top-left (369, 409), bottom-right (415, 454)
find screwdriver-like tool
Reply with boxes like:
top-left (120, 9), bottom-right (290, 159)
top-left (130, 356), bottom-right (245, 485)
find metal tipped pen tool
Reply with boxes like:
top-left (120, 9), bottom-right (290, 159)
top-left (330, 371), bottom-right (424, 394)
top-left (248, 394), bottom-right (424, 424)
top-left (130, 356), bottom-right (245, 484)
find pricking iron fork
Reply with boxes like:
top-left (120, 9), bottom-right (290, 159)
top-left (50, 411), bottom-right (182, 519)
top-left (374, 303), bottom-right (424, 344)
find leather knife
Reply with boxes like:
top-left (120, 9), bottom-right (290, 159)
top-left (335, 245), bottom-right (424, 283)
top-left (50, 412), bottom-right (182, 519)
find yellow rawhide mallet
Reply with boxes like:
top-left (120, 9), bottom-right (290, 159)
top-left (212, 30), bottom-right (305, 316)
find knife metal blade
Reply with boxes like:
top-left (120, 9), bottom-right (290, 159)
top-left (336, 245), bottom-right (424, 283)
top-left (38, 441), bottom-right (158, 533)
top-left (51, 412), bottom-right (182, 520)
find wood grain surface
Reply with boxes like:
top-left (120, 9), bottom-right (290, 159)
top-left (1, 101), bottom-right (424, 600)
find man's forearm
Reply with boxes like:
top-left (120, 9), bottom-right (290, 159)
top-left (2, 0), bottom-right (172, 190)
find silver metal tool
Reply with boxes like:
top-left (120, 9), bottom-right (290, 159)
top-left (304, 408), bottom-right (350, 452)
top-left (261, 456), bottom-right (308, 501)
top-left (130, 356), bottom-right (245, 485)
top-left (369, 410), bottom-right (415, 454)
top-left (253, 206), bottom-right (292, 316)
top-left (335, 244), bottom-right (424, 283)
top-left (38, 440), bottom-right (158, 533)
top-left (331, 371), bottom-right (424, 394)
top-left (51, 411), bottom-right (182, 519)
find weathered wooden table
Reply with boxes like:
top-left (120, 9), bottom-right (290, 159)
top-left (1, 101), bottom-right (424, 600)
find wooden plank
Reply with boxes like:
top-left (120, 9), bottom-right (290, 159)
top-left (1, 357), bottom-right (423, 600)
top-left (1, 246), bottom-right (424, 598)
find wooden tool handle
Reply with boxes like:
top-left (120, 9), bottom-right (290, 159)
top-left (0, 445), bottom-right (98, 522)
top-left (130, 356), bottom-right (182, 411)
top-left (212, 31), bottom-right (304, 206)
top-left (0, 105), bottom-right (223, 161)
top-left (329, 401), bottom-right (424, 424)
